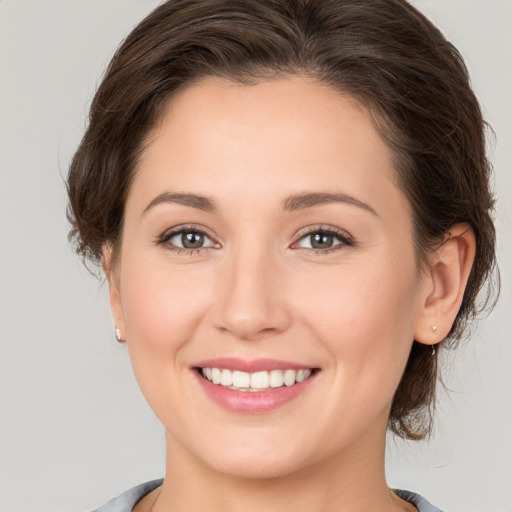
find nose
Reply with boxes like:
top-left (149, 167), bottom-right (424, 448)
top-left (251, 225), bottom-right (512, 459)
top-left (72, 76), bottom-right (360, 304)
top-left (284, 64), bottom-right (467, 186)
top-left (213, 242), bottom-right (292, 341)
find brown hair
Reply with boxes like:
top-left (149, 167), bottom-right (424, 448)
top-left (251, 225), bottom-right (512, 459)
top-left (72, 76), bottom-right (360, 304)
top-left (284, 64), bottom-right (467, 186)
top-left (67, 0), bottom-right (498, 440)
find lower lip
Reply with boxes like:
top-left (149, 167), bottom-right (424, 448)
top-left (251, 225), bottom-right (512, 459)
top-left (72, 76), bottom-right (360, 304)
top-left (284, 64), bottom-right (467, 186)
top-left (194, 371), bottom-right (317, 413)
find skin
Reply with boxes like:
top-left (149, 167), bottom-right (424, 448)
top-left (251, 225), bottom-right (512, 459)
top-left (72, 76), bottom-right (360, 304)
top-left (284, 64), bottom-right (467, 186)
top-left (105, 75), bottom-right (475, 512)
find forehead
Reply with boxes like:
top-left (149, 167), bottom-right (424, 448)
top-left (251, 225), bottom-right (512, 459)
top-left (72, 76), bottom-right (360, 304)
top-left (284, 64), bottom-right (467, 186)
top-left (131, 75), bottom-right (405, 219)
top-left (149, 76), bottom-right (380, 160)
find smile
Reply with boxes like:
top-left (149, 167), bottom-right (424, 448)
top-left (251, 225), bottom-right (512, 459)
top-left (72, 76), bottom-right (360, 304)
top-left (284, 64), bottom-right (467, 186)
top-left (193, 359), bottom-right (320, 413)
top-left (199, 367), bottom-right (313, 391)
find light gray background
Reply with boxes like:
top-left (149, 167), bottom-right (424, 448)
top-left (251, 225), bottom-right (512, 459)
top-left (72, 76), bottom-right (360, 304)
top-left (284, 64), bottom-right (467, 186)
top-left (0, 1), bottom-right (510, 511)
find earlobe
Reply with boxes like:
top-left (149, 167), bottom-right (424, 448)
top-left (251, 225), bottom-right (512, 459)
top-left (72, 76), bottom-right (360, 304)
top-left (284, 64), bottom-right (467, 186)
top-left (102, 244), bottom-right (126, 342)
top-left (414, 224), bottom-right (476, 345)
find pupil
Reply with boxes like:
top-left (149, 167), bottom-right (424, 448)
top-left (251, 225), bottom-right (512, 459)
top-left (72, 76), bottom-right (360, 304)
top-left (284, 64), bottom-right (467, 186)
top-left (311, 232), bottom-right (333, 249)
top-left (182, 231), bottom-right (204, 248)
top-left (180, 231), bottom-right (334, 250)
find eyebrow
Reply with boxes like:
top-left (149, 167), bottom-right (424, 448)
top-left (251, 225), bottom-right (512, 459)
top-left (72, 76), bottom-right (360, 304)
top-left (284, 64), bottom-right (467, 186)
top-left (143, 191), bottom-right (377, 216)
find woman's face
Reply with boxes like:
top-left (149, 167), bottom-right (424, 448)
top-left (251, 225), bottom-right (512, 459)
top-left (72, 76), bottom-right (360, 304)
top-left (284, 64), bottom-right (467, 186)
top-left (109, 76), bottom-right (432, 477)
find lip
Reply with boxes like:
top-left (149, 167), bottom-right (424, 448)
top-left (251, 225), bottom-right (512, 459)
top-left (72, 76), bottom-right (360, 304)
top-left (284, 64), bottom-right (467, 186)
top-left (192, 357), bottom-right (313, 373)
top-left (192, 358), bottom-right (319, 414)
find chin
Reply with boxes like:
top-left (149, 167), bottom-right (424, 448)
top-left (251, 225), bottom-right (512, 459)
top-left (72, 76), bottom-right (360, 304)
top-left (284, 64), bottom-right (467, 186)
top-left (192, 433), bottom-right (325, 480)
top-left (209, 454), bottom-right (306, 480)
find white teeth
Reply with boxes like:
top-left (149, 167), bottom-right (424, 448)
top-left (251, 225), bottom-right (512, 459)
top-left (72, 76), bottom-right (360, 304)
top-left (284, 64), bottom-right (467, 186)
top-left (211, 367), bottom-right (221, 385)
top-left (220, 369), bottom-right (233, 386)
top-left (269, 369), bottom-right (284, 388)
top-left (232, 370), bottom-right (250, 388)
top-left (251, 371), bottom-right (269, 389)
top-left (199, 367), bottom-right (314, 391)
top-left (283, 369), bottom-right (296, 387)
top-left (296, 369), bottom-right (311, 382)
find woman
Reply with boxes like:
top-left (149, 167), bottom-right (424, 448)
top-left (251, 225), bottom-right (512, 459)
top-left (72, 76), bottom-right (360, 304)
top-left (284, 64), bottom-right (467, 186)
top-left (66, 0), bottom-right (497, 511)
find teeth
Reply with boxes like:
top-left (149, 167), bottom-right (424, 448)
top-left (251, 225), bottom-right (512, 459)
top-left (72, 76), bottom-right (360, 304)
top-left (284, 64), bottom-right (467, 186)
top-left (251, 371), bottom-right (269, 389)
top-left (199, 367), bottom-right (313, 391)
top-left (296, 369), bottom-right (308, 382)
top-left (269, 369), bottom-right (284, 388)
top-left (211, 367), bottom-right (221, 385)
top-left (232, 370), bottom-right (250, 388)
top-left (220, 369), bottom-right (232, 386)
top-left (283, 369), bottom-right (296, 387)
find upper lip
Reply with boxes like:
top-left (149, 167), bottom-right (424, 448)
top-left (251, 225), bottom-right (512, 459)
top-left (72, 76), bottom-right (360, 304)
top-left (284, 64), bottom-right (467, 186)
top-left (192, 358), bottom-right (315, 373)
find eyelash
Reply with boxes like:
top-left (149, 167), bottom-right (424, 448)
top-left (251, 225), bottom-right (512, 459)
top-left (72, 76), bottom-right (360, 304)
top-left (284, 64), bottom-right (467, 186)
top-left (156, 224), bottom-right (355, 257)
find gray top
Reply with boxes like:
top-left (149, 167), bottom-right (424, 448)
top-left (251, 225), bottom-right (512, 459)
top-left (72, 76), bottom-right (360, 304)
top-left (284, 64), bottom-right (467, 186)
top-left (91, 479), bottom-right (444, 512)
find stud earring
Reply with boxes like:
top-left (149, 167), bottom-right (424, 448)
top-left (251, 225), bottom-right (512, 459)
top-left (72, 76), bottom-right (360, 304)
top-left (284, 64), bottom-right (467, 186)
top-left (115, 327), bottom-right (123, 342)
top-left (431, 325), bottom-right (438, 333)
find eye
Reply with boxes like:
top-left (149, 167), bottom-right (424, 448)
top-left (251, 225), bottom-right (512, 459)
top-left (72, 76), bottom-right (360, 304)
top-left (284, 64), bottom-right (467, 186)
top-left (157, 224), bottom-right (353, 256)
top-left (293, 226), bottom-right (354, 254)
top-left (158, 225), bottom-right (219, 254)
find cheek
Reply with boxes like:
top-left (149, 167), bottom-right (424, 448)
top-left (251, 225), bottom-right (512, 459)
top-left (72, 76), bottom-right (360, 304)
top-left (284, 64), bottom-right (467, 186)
top-left (121, 255), bottom-right (211, 349)
top-left (118, 260), bottom-right (213, 412)
top-left (295, 259), bottom-right (419, 391)
top-left (298, 259), bottom-right (417, 338)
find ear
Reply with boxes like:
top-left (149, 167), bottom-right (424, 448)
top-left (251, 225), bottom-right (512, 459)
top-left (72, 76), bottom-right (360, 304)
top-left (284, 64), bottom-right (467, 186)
top-left (102, 244), bottom-right (126, 342)
top-left (414, 224), bottom-right (476, 345)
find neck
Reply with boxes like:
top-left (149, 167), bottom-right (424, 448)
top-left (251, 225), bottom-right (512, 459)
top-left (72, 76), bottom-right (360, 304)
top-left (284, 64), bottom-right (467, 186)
top-left (151, 417), bottom-right (412, 512)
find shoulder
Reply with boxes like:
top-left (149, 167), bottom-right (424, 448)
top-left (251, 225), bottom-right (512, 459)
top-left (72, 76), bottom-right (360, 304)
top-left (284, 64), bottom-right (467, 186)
top-left (394, 489), bottom-right (444, 512)
top-left (91, 482), bottom-right (441, 512)
top-left (90, 479), bottom-right (163, 512)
